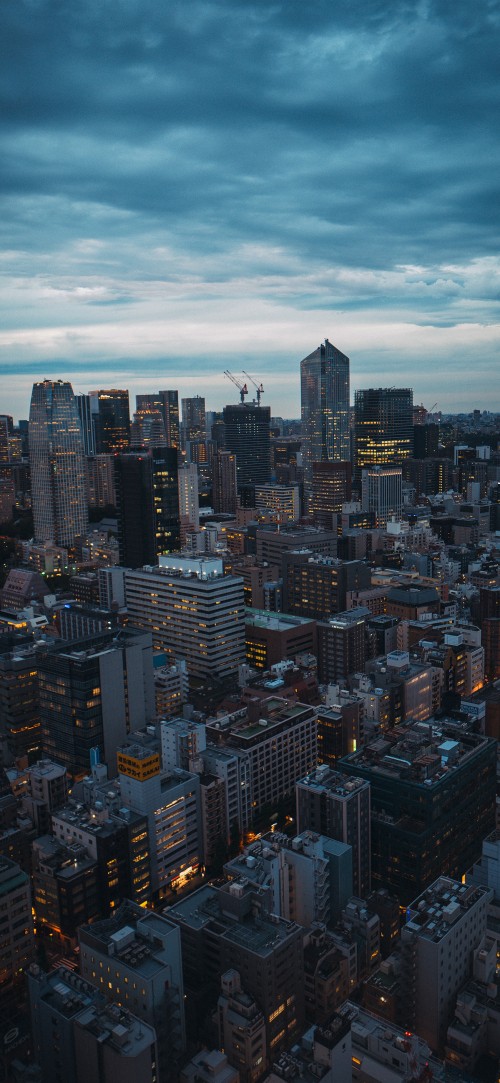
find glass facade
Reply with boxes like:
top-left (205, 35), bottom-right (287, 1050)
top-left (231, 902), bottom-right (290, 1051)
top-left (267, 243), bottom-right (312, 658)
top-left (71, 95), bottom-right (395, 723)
top-left (29, 379), bottom-right (87, 546)
top-left (300, 339), bottom-right (350, 498)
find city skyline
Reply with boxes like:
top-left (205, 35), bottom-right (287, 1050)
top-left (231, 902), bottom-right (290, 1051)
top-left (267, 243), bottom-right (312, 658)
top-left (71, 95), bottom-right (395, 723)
top-left (1, 1), bottom-right (499, 420)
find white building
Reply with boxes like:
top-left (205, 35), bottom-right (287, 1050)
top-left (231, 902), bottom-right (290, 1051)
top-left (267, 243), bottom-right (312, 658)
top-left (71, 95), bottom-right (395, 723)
top-left (124, 563), bottom-right (245, 682)
top-left (401, 877), bottom-right (492, 1051)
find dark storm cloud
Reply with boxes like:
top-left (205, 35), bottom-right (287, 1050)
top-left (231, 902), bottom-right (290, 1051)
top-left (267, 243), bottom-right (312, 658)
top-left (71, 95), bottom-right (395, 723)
top-left (0, 0), bottom-right (499, 415)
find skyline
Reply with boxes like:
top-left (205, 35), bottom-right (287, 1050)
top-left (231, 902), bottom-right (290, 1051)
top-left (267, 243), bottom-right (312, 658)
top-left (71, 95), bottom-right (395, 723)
top-left (1, 0), bottom-right (499, 420)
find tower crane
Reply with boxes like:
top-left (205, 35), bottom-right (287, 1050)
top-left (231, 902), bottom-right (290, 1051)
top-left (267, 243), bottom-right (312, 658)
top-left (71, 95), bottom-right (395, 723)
top-left (224, 371), bottom-right (248, 403)
top-left (242, 371), bottom-right (264, 406)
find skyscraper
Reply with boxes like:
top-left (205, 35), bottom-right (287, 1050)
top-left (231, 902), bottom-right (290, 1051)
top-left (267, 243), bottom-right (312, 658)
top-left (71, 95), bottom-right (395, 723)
top-left (115, 451), bottom-right (156, 567)
top-left (159, 390), bottom-right (180, 448)
top-left (300, 339), bottom-right (350, 498)
top-left (354, 387), bottom-right (413, 478)
top-left (152, 445), bottom-right (181, 555)
top-left (181, 395), bottom-right (206, 445)
top-left (29, 379), bottom-right (87, 546)
top-left (222, 402), bottom-right (271, 489)
top-left (95, 388), bottom-right (130, 452)
top-left (212, 450), bottom-right (237, 514)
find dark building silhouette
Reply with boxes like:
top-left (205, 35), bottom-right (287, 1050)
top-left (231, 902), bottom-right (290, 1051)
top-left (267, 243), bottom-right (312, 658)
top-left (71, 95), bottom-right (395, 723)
top-left (223, 402), bottom-right (271, 489)
top-left (95, 389), bottom-right (130, 452)
top-left (413, 423), bottom-right (439, 459)
top-left (212, 450), bottom-right (238, 514)
top-left (115, 451), bottom-right (156, 568)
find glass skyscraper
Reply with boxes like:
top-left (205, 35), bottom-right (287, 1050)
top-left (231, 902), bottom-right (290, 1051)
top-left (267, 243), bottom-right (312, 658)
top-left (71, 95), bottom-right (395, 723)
top-left (300, 339), bottom-right (350, 499)
top-left (354, 387), bottom-right (413, 478)
top-left (29, 379), bottom-right (87, 546)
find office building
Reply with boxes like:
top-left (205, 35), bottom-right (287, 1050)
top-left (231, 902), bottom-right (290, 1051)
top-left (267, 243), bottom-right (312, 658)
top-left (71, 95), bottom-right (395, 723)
top-left (51, 798), bottom-right (151, 913)
top-left (167, 879), bottom-right (304, 1055)
top-left (413, 422), bottom-right (439, 459)
top-left (354, 387), bottom-right (413, 479)
top-left (0, 645), bottom-right (41, 760)
top-left (361, 465), bottom-right (403, 526)
top-left (79, 901), bottom-right (185, 1081)
top-left (29, 379), bottom-right (87, 546)
top-left (95, 389), bottom-right (130, 452)
top-left (317, 608), bottom-right (370, 685)
top-left (300, 340), bottom-right (350, 498)
top-left (178, 461), bottom-right (200, 531)
top-left (339, 719), bottom-right (497, 903)
top-left (312, 460), bottom-right (352, 528)
top-left (74, 393), bottom-right (96, 455)
top-left (114, 451), bottom-right (156, 567)
top-left (244, 609), bottom-right (317, 669)
top-left (223, 402), bottom-right (271, 488)
top-left (316, 695), bottom-right (364, 769)
top-left (28, 965), bottom-right (104, 1083)
top-left (85, 452), bottom-right (116, 508)
top-left (159, 389), bottom-right (180, 448)
top-left (131, 403), bottom-right (167, 448)
top-left (152, 445), bottom-right (180, 554)
top-left (207, 697), bottom-right (318, 824)
top-left (118, 739), bottom-right (201, 894)
top-left (38, 628), bottom-right (155, 777)
top-left (124, 559), bottom-right (245, 683)
top-left (212, 450), bottom-right (238, 515)
top-left (181, 395), bottom-right (206, 452)
top-left (296, 766), bottom-right (371, 898)
top-left (254, 483), bottom-right (300, 523)
top-left (31, 834), bottom-right (100, 939)
top-left (401, 878), bottom-right (491, 1052)
top-left (283, 552), bottom-right (371, 620)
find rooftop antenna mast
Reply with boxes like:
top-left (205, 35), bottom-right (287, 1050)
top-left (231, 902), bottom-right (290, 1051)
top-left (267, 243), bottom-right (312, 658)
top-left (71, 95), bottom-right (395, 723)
top-left (243, 371), bottom-right (264, 406)
top-left (224, 371), bottom-right (248, 404)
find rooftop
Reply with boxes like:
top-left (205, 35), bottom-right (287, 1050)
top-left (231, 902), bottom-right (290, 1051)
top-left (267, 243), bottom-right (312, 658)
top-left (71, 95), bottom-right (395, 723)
top-left (405, 877), bottom-right (491, 942)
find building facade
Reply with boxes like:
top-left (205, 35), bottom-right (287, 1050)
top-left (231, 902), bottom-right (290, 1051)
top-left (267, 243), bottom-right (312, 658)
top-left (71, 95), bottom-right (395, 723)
top-left (29, 379), bottom-right (87, 546)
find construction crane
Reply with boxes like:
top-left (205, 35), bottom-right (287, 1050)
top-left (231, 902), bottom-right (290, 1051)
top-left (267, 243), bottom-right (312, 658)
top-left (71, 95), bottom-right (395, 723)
top-left (224, 371), bottom-right (248, 403)
top-left (243, 371), bottom-right (264, 406)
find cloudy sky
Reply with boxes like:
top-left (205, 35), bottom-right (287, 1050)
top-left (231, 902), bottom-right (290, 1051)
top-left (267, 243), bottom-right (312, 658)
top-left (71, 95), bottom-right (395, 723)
top-left (1, 0), bottom-right (499, 421)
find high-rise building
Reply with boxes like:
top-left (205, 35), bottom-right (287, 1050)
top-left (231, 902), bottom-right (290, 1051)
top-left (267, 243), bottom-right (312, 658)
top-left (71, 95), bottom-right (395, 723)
top-left (354, 387), bottom-right (413, 478)
top-left (222, 403), bottom-right (271, 489)
top-left (401, 878), bottom-right (491, 1052)
top-left (300, 340), bottom-right (350, 499)
top-left (339, 720), bottom-right (497, 903)
top-left (114, 451), bottom-right (156, 567)
top-left (74, 393), bottom-right (96, 455)
top-left (181, 395), bottom-right (206, 444)
top-left (168, 879), bottom-right (304, 1056)
top-left (95, 389), bottom-right (130, 452)
top-left (159, 389), bottom-right (180, 448)
top-left (0, 645), bottom-right (41, 760)
top-left (312, 460), bottom-right (352, 528)
top-left (85, 453), bottom-right (116, 508)
top-left (124, 558), bottom-right (245, 683)
top-left (361, 464), bottom-right (403, 526)
top-left (152, 446), bottom-right (181, 555)
top-left (296, 766), bottom-right (371, 898)
top-left (212, 450), bottom-right (237, 515)
top-left (29, 379), bottom-right (88, 546)
top-left (38, 627), bottom-right (155, 777)
top-left (178, 462), bottom-right (200, 532)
